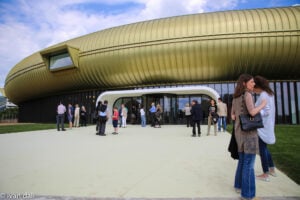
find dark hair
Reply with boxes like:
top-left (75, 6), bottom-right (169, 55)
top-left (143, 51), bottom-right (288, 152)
top-left (192, 99), bottom-right (198, 104)
top-left (254, 76), bottom-right (274, 96)
top-left (233, 74), bottom-right (253, 98)
top-left (96, 101), bottom-right (102, 111)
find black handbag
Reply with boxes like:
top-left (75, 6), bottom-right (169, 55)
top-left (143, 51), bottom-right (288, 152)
top-left (228, 121), bottom-right (239, 160)
top-left (239, 113), bottom-right (264, 131)
top-left (211, 112), bottom-right (219, 123)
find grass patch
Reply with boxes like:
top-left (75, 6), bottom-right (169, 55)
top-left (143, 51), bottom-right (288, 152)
top-left (269, 125), bottom-right (300, 184)
top-left (0, 123), bottom-right (57, 134)
top-left (227, 124), bottom-right (300, 185)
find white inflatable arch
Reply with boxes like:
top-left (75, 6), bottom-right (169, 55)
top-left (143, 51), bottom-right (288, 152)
top-left (96, 86), bottom-right (220, 122)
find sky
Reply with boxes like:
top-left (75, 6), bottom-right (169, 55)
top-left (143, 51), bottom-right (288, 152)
top-left (0, 0), bottom-right (299, 89)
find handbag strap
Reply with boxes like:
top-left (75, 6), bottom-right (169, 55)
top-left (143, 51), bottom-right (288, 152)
top-left (241, 93), bottom-right (249, 115)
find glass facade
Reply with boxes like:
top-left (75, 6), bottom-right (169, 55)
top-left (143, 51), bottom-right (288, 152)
top-left (17, 81), bottom-right (300, 125)
top-left (113, 94), bottom-right (212, 125)
top-left (297, 82), bottom-right (300, 124)
top-left (112, 81), bottom-right (300, 125)
top-left (18, 90), bottom-right (102, 123)
top-left (202, 81), bottom-right (299, 125)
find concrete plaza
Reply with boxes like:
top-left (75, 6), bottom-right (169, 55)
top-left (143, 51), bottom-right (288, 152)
top-left (0, 125), bottom-right (299, 200)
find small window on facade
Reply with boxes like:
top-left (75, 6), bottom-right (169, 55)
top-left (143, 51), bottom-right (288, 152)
top-left (40, 44), bottom-right (79, 72)
top-left (49, 52), bottom-right (73, 70)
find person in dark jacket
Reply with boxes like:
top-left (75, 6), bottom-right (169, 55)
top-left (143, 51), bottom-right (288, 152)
top-left (95, 101), bottom-right (102, 134)
top-left (190, 100), bottom-right (203, 137)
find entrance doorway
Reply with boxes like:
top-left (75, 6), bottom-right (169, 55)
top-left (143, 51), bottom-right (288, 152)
top-left (96, 85), bottom-right (220, 124)
top-left (114, 93), bottom-right (212, 125)
top-left (145, 94), bottom-right (177, 124)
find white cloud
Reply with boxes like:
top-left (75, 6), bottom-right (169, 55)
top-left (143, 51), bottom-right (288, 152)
top-left (0, 0), bottom-right (247, 88)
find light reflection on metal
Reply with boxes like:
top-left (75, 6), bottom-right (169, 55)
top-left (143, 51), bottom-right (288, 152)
top-left (4, 6), bottom-right (300, 103)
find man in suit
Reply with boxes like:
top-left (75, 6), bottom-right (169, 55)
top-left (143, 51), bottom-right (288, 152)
top-left (190, 100), bottom-right (203, 137)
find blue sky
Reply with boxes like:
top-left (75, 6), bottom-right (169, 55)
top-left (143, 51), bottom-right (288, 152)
top-left (0, 0), bottom-right (299, 90)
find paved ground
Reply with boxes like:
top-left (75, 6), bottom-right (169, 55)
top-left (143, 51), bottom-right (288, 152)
top-left (0, 125), bottom-right (299, 200)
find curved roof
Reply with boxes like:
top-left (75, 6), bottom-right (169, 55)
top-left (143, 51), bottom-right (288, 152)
top-left (5, 6), bottom-right (300, 103)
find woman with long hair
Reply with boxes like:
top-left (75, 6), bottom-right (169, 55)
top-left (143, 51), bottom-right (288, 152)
top-left (231, 74), bottom-right (266, 200)
top-left (254, 76), bottom-right (276, 181)
top-left (207, 99), bottom-right (218, 136)
top-left (154, 104), bottom-right (162, 128)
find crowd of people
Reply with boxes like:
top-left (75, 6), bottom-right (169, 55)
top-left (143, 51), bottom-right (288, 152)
top-left (56, 97), bottom-right (229, 135)
top-left (182, 97), bottom-right (227, 137)
top-left (56, 74), bottom-right (276, 200)
top-left (56, 103), bottom-right (87, 131)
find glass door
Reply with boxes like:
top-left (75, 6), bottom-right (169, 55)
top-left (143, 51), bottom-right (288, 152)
top-left (144, 94), bottom-right (179, 124)
top-left (145, 94), bottom-right (164, 124)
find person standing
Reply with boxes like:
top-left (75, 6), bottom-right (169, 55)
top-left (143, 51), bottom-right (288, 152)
top-left (190, 100), bottom-right (203, 137)
top-left (80, 105), bottom-right (87, 127)
top-left (56, 102), bottom-right (66, 131)
top-left (254, 75), bottom-right (277, 182)
top-left (140, 104), bottom-right (146, 127)
top-left (74, 104), bottom-right (80, 128)
top-left (149, 102), bottom-right (156, 127)
top-left (231, 74), bottom-right (266, 200)
top-left (118, 106), bottom-right (123, 128)
top-left (183, 103), bottom-right (192, 127)
top-left (67, 104), bottom-right (74, 129)
top-left (121, 104), bottom-right (128, 128)
top-left (217, 98), bottom-right (227, 132)
top-left (95, 101), bottom-right (102, 134)
top-left (154, 104), bottom-right (162, 128)
top-left (112, 106), bottom-right (119, 134)
top-left (207, 99), bottom-right (218, 136)
top-left (98, 100), bottom-right (109, 136)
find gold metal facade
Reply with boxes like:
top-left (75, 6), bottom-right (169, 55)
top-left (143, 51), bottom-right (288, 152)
top-left (5, 6), bottom-right (300, 103)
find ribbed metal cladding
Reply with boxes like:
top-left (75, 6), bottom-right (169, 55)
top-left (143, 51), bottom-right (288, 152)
top-left (5, 6), bottom-right (300, 103)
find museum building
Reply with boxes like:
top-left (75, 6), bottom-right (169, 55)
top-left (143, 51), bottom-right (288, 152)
top-left (4, 6), bottom-right (300, 124)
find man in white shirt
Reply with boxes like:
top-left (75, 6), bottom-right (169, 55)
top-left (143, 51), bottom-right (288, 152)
top-left (57, 102), bottom-right (66, 131)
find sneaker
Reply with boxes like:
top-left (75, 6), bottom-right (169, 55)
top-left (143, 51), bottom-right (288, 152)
top-left (235, 188), bottom-right (241, 194)
top-left (256, 174), bottom-right (270, 182)
top-left (268, 171), bottom-right (277, 177)
top-left (241, 197), bottom-right (260, 200)
top-left (241, 197), bottom-right (252, 200)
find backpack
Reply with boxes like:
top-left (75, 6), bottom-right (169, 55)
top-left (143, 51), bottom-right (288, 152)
top-left (99, 104), bottom-right (107, 122)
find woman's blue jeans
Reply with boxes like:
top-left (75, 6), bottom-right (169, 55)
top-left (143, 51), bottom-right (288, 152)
top-left (259, 137), bottom-right (275, 173)
top-left (234, 152), bottom-right (256, 199)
